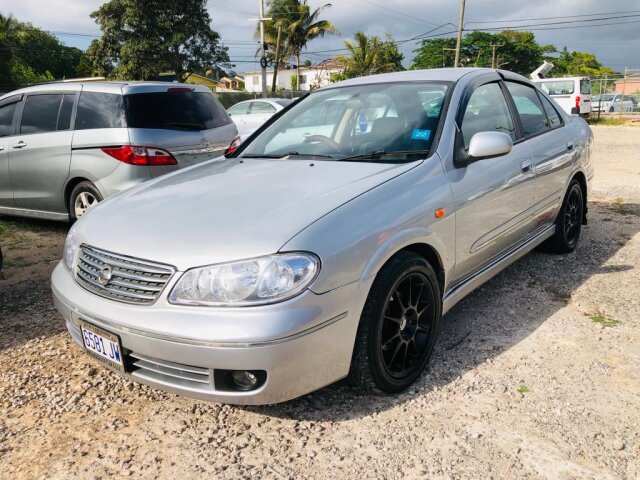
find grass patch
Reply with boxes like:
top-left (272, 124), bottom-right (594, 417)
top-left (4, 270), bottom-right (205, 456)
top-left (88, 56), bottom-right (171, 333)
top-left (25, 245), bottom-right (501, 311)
top-left (587, 117), bottom-right (626, 126)
top-left (610, 198), bottom-right (638, 216)
top-left (590, 314), bottom-right (621, 328)
top-left (517, 385), bottom-right (530, 394)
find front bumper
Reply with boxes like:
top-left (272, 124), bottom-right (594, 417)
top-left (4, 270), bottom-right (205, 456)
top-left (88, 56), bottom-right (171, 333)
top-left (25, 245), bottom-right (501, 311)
top-left (51, 262), bottom-right (363, 405)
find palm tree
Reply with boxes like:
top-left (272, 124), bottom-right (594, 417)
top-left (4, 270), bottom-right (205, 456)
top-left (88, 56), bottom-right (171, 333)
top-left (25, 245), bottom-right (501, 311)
top-left (337, 32), bottom-right (394, 78)
top-left (286, 1), bottom-right (337, 90)
top-left (261, 0), bottom-right (295, 93)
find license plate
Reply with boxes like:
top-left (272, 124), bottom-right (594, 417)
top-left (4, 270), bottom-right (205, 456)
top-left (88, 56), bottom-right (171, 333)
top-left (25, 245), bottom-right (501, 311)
top-left (79, 321), bottom-right (125, 374)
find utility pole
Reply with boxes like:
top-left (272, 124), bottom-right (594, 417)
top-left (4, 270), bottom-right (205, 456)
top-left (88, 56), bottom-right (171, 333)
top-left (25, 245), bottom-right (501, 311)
top-left (454, 0), bottom-right (466, 68)
top-left (259, 0), bottom-right (268, 98)
top-left (620, 67), bottom-right (628, 117)
top-left (490, 43), bottom-right (503, 69)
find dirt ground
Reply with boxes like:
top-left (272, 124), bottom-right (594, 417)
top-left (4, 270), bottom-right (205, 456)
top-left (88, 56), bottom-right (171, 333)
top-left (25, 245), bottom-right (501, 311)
top-left (1, 126), bottom-right (639, 479)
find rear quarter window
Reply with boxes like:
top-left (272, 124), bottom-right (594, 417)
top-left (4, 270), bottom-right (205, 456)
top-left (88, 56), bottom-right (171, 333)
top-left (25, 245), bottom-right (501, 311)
top-left (75, 92), bottom-right (127, 130)
top-left (125, 92), bottom-right (231, 131)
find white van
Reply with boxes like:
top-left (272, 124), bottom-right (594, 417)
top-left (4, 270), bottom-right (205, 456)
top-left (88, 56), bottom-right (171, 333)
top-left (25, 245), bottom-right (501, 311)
top-left (533, 77), bottom-right (591, 117)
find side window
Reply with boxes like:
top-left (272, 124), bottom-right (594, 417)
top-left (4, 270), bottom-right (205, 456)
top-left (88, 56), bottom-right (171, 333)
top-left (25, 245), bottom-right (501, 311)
top-left (20, 94), bottom-right (63, 134)
top-left (75, 92), bottom-right (126, 130)
top-left (461, 83), bottom-right (516, 150)
top-left (505, 82), bottom-right (548, 137)
top-left (539, 94), bottom-right (562, 128)
top-left (0, 101), bottom-right (18, 137)
top-left (228, 103), bottom-right (249, 116)
top-left (57, 94), bottom-right (75, 131)
top-left (250, 102), bottom-right (276, 114)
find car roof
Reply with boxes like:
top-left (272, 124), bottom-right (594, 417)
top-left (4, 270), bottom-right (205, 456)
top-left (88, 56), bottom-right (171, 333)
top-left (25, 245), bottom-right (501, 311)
top-left (318, 68), bottom-right (532, 90)
top-left (0, 81), bottom-right (213, 100)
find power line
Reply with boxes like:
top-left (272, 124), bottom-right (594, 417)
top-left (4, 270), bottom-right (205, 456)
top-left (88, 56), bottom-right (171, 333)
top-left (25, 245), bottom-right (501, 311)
top-left (466, 9), bottom-right (640, 24)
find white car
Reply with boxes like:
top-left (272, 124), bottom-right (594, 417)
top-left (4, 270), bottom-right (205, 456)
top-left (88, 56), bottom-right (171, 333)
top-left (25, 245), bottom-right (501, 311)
top-left (227, 99), bottom-right (293, 141)
top-left (592, 94), bottom-right (637, 113)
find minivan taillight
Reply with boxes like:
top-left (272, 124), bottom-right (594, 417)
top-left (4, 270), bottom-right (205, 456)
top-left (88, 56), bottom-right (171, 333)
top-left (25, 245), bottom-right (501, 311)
top-left (575, 96), bottom-right (581, 110)
top-left (225, 136), bottom-right (242, 156)
top-left (101, 146), bottom-right (178, 166)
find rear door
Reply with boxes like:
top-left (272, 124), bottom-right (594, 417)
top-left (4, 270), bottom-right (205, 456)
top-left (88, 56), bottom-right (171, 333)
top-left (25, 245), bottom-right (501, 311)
top-left (245, 101), bottom-right (277, 132)
top-left (124, 88), bottom-right (237, 173)
top-left (505, 81), bottom-right (575, 231)
top-left (9, 92), bottom-right (76, 213)
top-left (0, 95), bottom-right (21, 208)
top-left (579, 78), bottom-right (591, 115)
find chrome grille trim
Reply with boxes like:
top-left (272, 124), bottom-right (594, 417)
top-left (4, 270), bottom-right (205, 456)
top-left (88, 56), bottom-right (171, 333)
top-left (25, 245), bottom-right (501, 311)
top-left (128, 352), bottom-right (212, 390)
top-left (75, 245), bottom-right (176, 305)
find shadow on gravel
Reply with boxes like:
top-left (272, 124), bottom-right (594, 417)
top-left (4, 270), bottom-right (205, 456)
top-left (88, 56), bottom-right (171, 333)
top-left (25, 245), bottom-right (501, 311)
top-left (0, 215), bottom-right (69, 352)
top-left (247, 200), bottom-right (640, 421)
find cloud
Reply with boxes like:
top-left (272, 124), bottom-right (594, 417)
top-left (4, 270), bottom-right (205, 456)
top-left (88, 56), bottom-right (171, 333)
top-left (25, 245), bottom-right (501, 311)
top-left (2, 0), bottom-right (639, 73)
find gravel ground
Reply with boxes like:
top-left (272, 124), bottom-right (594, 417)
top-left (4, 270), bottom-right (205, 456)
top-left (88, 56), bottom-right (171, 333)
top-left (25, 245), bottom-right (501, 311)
top-left (1, 126), bottom-right (639, 479)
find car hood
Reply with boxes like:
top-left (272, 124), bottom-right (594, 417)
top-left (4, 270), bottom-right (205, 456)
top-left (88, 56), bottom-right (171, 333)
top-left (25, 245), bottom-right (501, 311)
top-left (77, 157), bottom-right (419, 270)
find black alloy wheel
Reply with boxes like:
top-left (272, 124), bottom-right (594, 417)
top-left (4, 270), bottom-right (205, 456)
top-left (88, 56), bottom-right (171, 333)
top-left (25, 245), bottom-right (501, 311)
top-left (349, 251), bottom-right (441, 393)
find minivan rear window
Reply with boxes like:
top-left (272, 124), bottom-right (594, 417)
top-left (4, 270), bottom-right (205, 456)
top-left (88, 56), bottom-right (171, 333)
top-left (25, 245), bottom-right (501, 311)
top-left (124, 92), bottom-right (231, 131)
top-left (580, 80), bottom-right (591, 95)
top-left (538, 81), bottom-right (575, 95)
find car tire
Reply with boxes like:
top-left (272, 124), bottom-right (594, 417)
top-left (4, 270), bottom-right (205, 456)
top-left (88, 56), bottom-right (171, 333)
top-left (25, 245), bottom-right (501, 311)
top-left (69, 181), bottom-right (103, 222)
top-left (348, 251), bottom-right (442, 394)
top-left (544, 179), bottom-right (584, 254)
top-left (609, 106), bottom-right (615, 113)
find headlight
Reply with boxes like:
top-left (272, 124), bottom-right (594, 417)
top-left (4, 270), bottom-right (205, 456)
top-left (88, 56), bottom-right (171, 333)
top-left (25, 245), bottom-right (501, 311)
top-left (169, 253), bottom-right (319, 306)
top-left (63, 225), bottom-right (80, 270)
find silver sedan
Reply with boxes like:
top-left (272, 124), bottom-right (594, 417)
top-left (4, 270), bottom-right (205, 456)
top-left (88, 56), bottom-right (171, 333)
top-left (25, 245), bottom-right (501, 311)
top-left (51, 68), bottom-right (593, 405)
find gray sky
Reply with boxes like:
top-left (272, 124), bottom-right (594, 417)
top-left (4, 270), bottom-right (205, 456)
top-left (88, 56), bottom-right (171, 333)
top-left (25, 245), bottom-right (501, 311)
top-left (2, 0), bottom-right (640, 74)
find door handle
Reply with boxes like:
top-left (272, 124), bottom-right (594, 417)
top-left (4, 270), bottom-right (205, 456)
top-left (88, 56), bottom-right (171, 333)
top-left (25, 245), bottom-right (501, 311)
top-left (12, 141), bottom-right (27, 149)
top-left (521, 162), bottom-right (533, 174)
top-left (567, 142), bottom-right (574, 151)
top-left (0, 146), bottom-right (4, 152)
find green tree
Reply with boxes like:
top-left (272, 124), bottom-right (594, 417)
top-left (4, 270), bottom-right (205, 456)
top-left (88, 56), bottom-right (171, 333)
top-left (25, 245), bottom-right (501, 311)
top-left (336, 32), bottom-right (404, 79)
top-left (261, 0), bottom-right (295, 93)
top-left (411, 30), bottom-right (555, 76)
top-left (86, 0), bottom-right (230, 81)
top-left (549, 48), bottom-right (615, 77)
top-left (0, 14), bottom-right (83, 90)
top-left (285, 1), bottom-right (337, 88)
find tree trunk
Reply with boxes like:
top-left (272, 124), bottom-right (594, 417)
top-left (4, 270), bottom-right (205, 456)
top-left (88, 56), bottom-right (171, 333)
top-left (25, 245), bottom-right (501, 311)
top-left (271, 25), bottom-right (282, 94)
top-left (296, 51), bottom-right (301, 92)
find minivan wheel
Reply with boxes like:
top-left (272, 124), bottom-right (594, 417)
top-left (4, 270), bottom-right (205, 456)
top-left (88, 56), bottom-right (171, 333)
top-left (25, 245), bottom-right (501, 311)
top-left (69, 182), bottom-right (103, 221)
top-left (544, 179), bottom-right (584, 254)
top-left (349, 251), bottom-right (441, 394)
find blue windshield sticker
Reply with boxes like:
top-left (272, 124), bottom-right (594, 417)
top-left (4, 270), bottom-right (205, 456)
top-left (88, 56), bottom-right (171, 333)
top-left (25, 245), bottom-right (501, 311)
top-left (358, 110), bottom-right (368, 133)
top-left (411, 129), bottom-right (431, 141)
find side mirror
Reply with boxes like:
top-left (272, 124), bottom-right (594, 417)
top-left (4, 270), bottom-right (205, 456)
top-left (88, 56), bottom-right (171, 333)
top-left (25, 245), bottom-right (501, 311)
top-left (468, 131), bottom-right (513, 160)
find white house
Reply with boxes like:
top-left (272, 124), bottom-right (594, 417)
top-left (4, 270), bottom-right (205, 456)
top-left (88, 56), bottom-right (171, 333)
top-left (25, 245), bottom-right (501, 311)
top-left (244, 60), bottom-right (343, 92)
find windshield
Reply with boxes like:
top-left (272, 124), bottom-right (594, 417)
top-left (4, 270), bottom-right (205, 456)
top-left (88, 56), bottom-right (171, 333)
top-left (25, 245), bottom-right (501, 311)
top-left (239, 82), bottom-right (450, 163)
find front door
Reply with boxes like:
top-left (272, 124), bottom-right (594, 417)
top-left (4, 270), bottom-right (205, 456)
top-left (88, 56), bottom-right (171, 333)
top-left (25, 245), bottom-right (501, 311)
top-left (0, 95), bottom-right (20, 209)
top-left (8, 93), bottom-right (75, 214)
top-left (448, 81), bottom-right (536, 284)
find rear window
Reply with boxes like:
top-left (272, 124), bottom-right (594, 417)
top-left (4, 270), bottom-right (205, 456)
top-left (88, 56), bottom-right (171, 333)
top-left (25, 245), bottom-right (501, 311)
top-left (275, 99), bottom-right (292, 107)
top-left (580, 79), bottom-right (591, 95)
top-left (538, 81), bottom-right (575, 96)
top-left (125, 92), bottom-right (231, 131)
top-left (76, 92), bottom-right (127, 130)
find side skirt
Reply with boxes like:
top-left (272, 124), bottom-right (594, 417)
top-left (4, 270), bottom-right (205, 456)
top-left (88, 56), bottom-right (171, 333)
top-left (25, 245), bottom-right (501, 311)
top-left (442, 225), bottom-right (555, 315)
top-left (0, 206), bottom-right (69, 222)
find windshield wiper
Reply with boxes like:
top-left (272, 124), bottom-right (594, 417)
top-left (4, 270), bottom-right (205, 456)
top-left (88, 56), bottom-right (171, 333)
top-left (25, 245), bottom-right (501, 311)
top-left (338, 150), bottom-right (431, 163)
top-left (241, 152), bottom-right (335, 160)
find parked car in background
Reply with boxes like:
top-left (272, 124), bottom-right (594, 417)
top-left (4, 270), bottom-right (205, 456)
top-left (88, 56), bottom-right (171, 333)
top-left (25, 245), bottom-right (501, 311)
top-left (227, 98), bottom-right (293, 141)
top-left (533, 76), bottom-right (591, 117)
top-left (592, 93), bottom-right (637, 113)
top-left (0, 82), bottom-right (237, 222)
top-left (52, 68), bottom-right (592, 405)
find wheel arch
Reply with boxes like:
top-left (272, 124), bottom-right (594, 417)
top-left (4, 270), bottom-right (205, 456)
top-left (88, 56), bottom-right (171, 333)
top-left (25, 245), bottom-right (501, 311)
top-left (571, 170), bottom-right (588, 225)
top-left (63, 177), bottom-right (92, 213)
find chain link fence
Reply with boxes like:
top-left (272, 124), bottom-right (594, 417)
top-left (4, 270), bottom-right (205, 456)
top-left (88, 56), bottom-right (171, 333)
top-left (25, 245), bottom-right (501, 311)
top-left (591, 68), bottom-right (640, 117)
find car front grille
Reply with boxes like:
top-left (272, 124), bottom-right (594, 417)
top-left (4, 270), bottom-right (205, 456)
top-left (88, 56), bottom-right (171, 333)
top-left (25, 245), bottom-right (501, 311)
top-left (128, 351), bottom-right (213, 392)
top-left (75, 245), bottom-right (175, 305)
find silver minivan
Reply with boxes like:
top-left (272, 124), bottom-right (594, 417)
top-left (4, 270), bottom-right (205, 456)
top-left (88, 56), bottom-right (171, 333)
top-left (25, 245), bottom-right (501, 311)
top-left (0, 82), bottom-right (237, 221)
